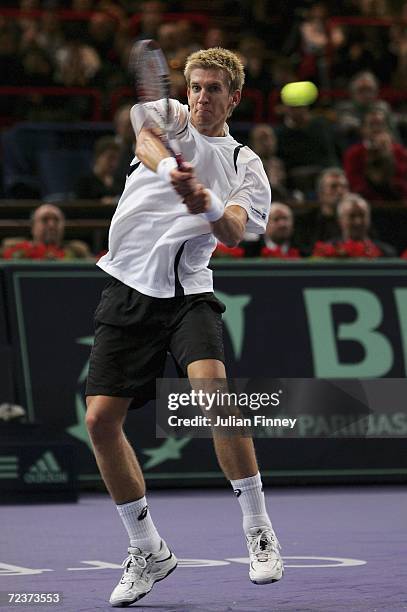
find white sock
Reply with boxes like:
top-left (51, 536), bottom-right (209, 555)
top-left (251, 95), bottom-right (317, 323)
top-left (116, 496), bottom-right (162, 552)
top-left (230, 472), bottom-right (272, 532)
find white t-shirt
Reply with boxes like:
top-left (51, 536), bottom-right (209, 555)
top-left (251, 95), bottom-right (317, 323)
top-left (97, 99), bottom-right (271, 298)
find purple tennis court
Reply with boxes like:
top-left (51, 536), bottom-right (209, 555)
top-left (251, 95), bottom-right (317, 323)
top-left (1, 486), bottom-right (406, 611)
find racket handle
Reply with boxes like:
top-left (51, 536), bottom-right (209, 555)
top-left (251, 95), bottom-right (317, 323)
top-left (174, 152), bottom-right (185, 169)
top-left (168, 139), bottom-right (185, 169)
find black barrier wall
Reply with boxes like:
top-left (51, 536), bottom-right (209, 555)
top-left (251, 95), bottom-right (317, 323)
top-left (0, 260), bottom-right (407, 486)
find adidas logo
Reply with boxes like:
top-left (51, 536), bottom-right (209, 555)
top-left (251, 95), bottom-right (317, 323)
top-left (24, 451), bottom-right (68, 484)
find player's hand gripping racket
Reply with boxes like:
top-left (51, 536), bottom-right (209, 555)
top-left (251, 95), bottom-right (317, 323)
top-left (129, 39), bottom-right (184, 168)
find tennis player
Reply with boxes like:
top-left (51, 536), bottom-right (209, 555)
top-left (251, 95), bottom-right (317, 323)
top-left (85, 48), bottom-right (283, 607)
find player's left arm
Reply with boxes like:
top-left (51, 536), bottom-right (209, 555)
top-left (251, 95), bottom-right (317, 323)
top-left (211, 205), bottom-right (248, 247)
top-left (135, 129), bottom-right (269, 245)
top-left (172, 155), bottom-right (270, 247)
top-left (168, 172), bottom-right (247, 246)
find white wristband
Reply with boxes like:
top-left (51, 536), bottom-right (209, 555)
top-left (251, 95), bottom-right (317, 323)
top-left (157, 156), bottom-right (178, 184)
top-left (203, 189), bottom-right (224, 222)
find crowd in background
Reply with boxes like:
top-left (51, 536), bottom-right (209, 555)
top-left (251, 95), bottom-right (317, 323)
top-left (1, 0), bottom-right (407, 111)
top-left (1, 0), bottom-right (407, 259)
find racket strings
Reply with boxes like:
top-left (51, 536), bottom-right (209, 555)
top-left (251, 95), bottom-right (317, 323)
top-left (129, 39), bottom-right (183, 166)
top-left (136, 64), bottom-right (171, 132)
top-left (131, 45), bottom-right (170, 103)
top-left (138, 68), bottom-right (167, 103)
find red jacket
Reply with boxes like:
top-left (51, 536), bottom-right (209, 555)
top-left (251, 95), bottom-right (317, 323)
top-left (343, 142), bottom-right (407, 202)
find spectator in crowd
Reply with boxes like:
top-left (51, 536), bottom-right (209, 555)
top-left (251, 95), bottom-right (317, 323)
top-left (260, 202), bottom-right (301, 258)
top-left (281, 2), bottom-right (330, 87)
top-left (105, 35), bottom-right (133, 90)
top-left (270, 56), bottom-right (298, 90)
top-left (87, 12), bottom-right (117, 59)
top-left (316, 167), bottom-right (349, 228)
top-left (0, 25), bottom-right (23, 86)
top-left (112, 103), bottom-right (135, 193)
top-left (203, 27), bottom-right (227, 50)
top-left (85, 10), bottom-right (125, 86)
top-left (157, 22), bottom-right (185, 68)
top-left (75, 136), bottom-right (121, 204)
top-left (232, 36), bottom-right (271, 121)
top-left (275, 104), bottom-right (338, 195)
top-left (30, 204), bottom-right (67, 250)
top-left (172, 20), bottom-right (200, 67)
top-left (296, 167), bottom-right (349, 253)
top-left (337, 192), bottom-right (396, 255)
top-left (53, 30), bottom-right (103, 119)
top-left (389, 22), bottom-right (407, 89)
top-left (343, 109), bottom-right (407, 202)
top-left (114, 103), bottom-right (133, 145)
top-left (335, 71), bottom-right (398, 147)
top-left (176, 19), bottom-right (200, 52)
top-left (21, 47), bottom-right (54, 86)
top-left (1, 204), bottom-right (93, 259)
top-left (15, 47), bottom-right (59, 120)
top-left (249, 123), bottom-right (277, 164)
top-left (0, 25), bottom-right (24, 120)
top-left (136, 0), bottom-right (165, 41)
top-left (351, 0), bottom-right (390, 17)
top-left (157, 21), bottom-right (177, 51)
top-left (36, 7), bottom-right (65, 59)
top-left (237, 0), bottom-right (285, 42)
top-left (18, 6), bottom-right (42, 54)
top-left (296, 2), bottom-right (330, 87)
top-left (249, 124), bottom-right (289, 200)
top-left (55, 34), bottom-right (102, 87)
top-left (238, 36), bottom-right (271, 95)
top-left (329, 26), bottom-right (381, 87)
top-left (312, 193), bottom-right (396, 258)
top-left (241, 202), bottom-right (301, 258)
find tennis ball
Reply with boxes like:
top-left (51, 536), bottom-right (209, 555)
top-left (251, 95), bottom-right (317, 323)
top-left (281, 81), bottom-right (319, 106)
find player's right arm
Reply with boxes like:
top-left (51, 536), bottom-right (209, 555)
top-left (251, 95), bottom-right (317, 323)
top-left (136, 127), bottom-right (197, 188)
top-left (135, 128), bottom-right (171, 172)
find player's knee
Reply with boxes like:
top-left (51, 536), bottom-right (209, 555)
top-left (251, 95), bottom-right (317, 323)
top-left (85, 402), bottom-right (124, 442)
top-left (86, 413), bottom-right (121, 443)
top-left (85, 412), bottom-right (107, 439)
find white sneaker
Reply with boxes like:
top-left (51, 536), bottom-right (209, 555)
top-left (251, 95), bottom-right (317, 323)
top-left (109, 540), bottom-right (177, 607)
top-left (246, 526), bottom-right (284, 585)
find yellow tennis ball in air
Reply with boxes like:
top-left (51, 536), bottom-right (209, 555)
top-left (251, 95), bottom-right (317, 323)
top-left (281, 81), bottom-right (319, 106)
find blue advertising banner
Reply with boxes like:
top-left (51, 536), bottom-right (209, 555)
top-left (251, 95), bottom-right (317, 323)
top-left (1, 260), bottom-right (407, 486)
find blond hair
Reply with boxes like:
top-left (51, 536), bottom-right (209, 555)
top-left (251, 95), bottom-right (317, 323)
top-left (184, 47), bottom-right (245, 92)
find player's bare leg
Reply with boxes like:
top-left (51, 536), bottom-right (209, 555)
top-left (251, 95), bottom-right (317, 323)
top-left (187, 359), bottom-right (258, 478)
top-left (86, 396), bottom-right (143, 502)
top-left (186, 359), bottom-right (257, 477)
top-left (86, 395), bottom-right (177, 606)
top-left (187, 359), bottom-right (284, 584)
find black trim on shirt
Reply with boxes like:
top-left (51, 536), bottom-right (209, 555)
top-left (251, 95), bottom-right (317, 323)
top-left (126, 161), bottom-right (141, 179)
top-left (176, 122), bottom-right (188, 136)
top-left (233, 145), bottom-right (244, 173)
top-left (174, 241), bottom-right (187, 296)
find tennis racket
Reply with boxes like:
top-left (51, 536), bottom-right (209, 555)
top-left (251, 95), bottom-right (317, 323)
top-left (129, 38), bottom-right (184, 168)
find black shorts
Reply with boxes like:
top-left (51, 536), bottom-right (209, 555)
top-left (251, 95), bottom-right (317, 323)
top-left (86, 277), bottom-right (226, 409)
